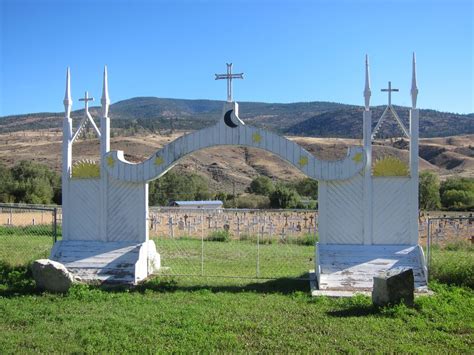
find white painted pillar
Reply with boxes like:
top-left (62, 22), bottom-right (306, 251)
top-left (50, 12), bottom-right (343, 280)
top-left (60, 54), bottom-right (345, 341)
top-left (362, 55), bottom-right (373, 245)
top-left (143, 183), bottom-right (149, 242)
top-left (362, 110), bottom-right (373, 245)
top-left (317, 181), bottom-right (328, 244)
top-left (409, 53), bottom-right (420, 245)
top-left (100, 66), bottom-right (110, 242)
top-left (62, 68), bottom-right (73, 240)
top-left (409, 108), bottom-right (419, 244)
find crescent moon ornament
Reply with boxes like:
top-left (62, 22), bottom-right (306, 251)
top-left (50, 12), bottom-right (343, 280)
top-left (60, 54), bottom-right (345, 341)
top-left (224, 109), bottom-right (239, 128)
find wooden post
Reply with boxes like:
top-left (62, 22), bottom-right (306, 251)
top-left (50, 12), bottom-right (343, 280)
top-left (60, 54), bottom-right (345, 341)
top-left (409, 109), bottom-right (419, 244)
top-left (363, 110), bottom-right (373, 245)
top-left (363, 55), bottom-right (373, 245)
top-left (410, 53), bottom-right (420, 245)
top-left (100, 66), bottom-right (110, 242)
top-left (62, 67), bottom-right (73, 240)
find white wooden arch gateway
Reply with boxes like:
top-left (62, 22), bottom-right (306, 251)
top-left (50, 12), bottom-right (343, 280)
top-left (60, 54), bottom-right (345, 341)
top-left (50, 59), bottom-right (428, 292)
top-left (105, 102), bottom-right (365, 183)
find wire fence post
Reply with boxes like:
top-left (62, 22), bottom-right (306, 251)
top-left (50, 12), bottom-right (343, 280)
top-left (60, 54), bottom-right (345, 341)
top-left (53, 207), bottom-right (58, 243)
top-left (426, 219), bottom-right (431, 281)
top-left (201, 209), bottom-right (204, 276)
top-left (256, 211), bottom-right (260, 278)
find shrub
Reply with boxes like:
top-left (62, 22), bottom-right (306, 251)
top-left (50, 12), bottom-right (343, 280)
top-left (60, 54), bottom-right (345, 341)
top-left (269, 184), bottom-right (301, 209)
top-left (248, 176), bottom-right (274, 196)
top-left (206, 230), bottom-right (230, 242)
top-left (440, 177), bottom-right (474, 210)
top-left (234, 194), bottom-right (270, 209)
top-left (292, 233), bottom-right (318, 246)
top-left (419, 171), bottom-right (441, 210)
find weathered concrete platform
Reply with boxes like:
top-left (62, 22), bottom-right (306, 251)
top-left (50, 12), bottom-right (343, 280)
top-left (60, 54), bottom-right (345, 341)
top-left (50, 240), bottom-right (160, 285)
top-left (314, 244), bottom-right (428, 294)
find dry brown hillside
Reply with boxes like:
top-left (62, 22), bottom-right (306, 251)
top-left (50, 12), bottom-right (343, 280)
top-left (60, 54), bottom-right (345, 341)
top-left (0, 130), bottom-right (471, 194)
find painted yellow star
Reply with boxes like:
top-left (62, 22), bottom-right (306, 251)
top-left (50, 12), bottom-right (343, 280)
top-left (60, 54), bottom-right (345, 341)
top-left (154, 156), bottom-right (164, 166)
top-left (352, 152), bottom-right (363, 163)
top-left (107, 155), bottom-right (115, 168)
top-left (298, 155), bottom-right (309, 167)
top-left (252, 132), bottom-right (262, 143)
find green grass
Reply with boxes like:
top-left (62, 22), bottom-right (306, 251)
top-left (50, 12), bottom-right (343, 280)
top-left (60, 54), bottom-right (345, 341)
top-left (429, 241), bottom-right (474, 289)
top-left (0, 234), bottom-right (472, 352)
top-left (0, 225), bottom-right (60, 266)
top-left (0, 276), bottom-right (472, 352)
top-left (154, 237), bottom-right (314, 279)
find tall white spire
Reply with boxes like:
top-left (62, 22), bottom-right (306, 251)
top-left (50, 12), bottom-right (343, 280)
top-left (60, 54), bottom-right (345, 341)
top-left (411, 52), bottom-right (418, 109)
top-left (364, 54), bottom-right (371, 110)
top-left (101, 65), bottom-right (110, 117)
top-left (63, 67), bottom-right (72, 118)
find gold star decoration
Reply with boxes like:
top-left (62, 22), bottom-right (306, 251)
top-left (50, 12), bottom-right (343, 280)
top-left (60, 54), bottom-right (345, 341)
top-left (154, 156), bottom-right (164, 166)
top-left (252, 132), bottom-right (262, 143)
top-left (298, 156), bottom-right (309, 167)
top-left (107, 155), bottom-right (115, 168)
top-left (352, 152), bottom-right (363, 163)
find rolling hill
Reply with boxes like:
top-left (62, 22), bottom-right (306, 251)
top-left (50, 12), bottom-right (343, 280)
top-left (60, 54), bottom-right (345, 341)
top-left (1, 97), bottom-right (472, 138)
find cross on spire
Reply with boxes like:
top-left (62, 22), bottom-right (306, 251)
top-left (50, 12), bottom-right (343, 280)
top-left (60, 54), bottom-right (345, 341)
top-left (372, 81), bottom-right (409, 140)
top-left (79, 91), bottom-right (94, 112)
top-left (215, 63), bottom-right (244, 102)
top-left (381, 81), bottom-right (399, 107)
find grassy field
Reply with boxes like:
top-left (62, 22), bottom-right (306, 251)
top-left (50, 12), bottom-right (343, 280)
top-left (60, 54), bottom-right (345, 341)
top-left (0, 231), bottom-right (473, 352)
top-left (155, 236), bottom-right (314, 279)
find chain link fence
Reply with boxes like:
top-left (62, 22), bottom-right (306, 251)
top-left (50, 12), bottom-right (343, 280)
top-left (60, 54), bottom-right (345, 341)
top-left (0, 204), bottom-right (59, 266)
top-left (424, 215), bottom-right (473, 280)
top-left (149, 207), bottom-right (318, 280)
top-left (1, 203), bottom-right (471, 284)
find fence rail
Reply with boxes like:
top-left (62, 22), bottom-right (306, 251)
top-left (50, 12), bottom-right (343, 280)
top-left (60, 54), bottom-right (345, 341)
top-left (0, 204), bottom-right (59, 265)
top-left (149, 207), bottom-right (318, 280)
top-left (0, 204), bottom-right (472, 284)
top-left (426, 216), bottom-right (473, 280)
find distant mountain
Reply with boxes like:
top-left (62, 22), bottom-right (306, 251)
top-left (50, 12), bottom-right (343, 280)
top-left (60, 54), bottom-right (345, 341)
top-left (285, 107), bottom-right (474, 138)
top-left (0, 97), bottom-right (472, 138)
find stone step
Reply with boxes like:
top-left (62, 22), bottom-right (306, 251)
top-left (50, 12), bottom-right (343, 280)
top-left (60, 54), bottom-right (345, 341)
top-left (50, 240), bottom-right (147, 285)
top-left (317, 243), bottom-right (427, 291)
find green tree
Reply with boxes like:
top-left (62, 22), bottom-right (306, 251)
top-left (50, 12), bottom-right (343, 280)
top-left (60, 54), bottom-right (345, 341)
top-left (0, 163), bottom-right (14, 202)
top-left (269, 184), bottom-right (301, 209)
top-left (10, 161), bottom-right (61, 204)
top-left (149, 170), bottom-right (211, 206)
top-left (442, 189), bottom-right (474, 209)
top-left (292, 178), bottom-right (318, 199)
top-left (440, 177), bottom-right (474, 209)
top-left (419, 171), bottom-right (441, 210)
top-left (248, 176), bottom-right (274, 196)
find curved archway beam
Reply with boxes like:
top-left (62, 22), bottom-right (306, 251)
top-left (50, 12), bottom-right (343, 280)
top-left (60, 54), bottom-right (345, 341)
top-left (105, 122), bottom-right (365, 182)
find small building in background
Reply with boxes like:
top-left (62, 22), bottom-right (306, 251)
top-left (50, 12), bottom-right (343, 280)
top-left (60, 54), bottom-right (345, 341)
top-left (168, 200), bottom-right (224, 210)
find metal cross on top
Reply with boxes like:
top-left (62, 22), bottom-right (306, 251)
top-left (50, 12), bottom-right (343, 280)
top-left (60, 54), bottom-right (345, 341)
top-left (381, 81), bottom-right (399, 107)
top-left (215, 63), bottom-right (244, 102)
top-left (79, 91), bottom-right (94, 112)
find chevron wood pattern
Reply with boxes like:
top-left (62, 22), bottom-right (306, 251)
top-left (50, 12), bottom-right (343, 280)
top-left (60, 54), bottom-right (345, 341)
top-left (67, 179), bottom-right (100, 241)
top-left (373, 177), bottom-right (412, 244)
top-left (319, 174), bottom-right (364, 244)
top-left (107, 177), bottom-right (147, 242)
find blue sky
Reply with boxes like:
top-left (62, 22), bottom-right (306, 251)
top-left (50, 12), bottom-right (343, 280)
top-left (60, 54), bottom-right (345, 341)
top-left (0, 0), bottom-right (472, 116)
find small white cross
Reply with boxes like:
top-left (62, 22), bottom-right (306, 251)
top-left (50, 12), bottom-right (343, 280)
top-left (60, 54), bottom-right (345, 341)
top-left (215, 63), bottom-right (244, 102)
top-left (381, 81), bottom-right (399, 107)
top-left (79, 91), bottom-right (94, 112)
